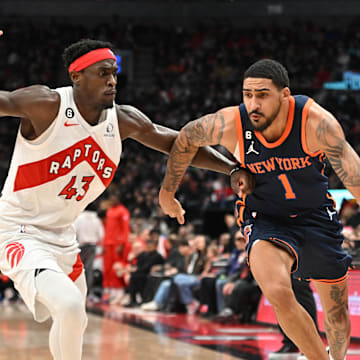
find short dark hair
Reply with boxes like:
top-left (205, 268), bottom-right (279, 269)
top-left (145, 239), bottom-right (156, 244)
top-left (150, 228), bottom-right (160, 236)
top-left (179, 240), bottom-right (189, 247)
top-left (244, 59), bottom-right (290, 89)
top-left (62, 39), bottom-right (115, 70)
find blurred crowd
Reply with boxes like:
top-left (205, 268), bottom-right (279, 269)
top-left (74, 198), bottom-right (261, 323)
top-left (1, 18), bottom-right (360, 219)
top-left (0, 17), bottom-right (360, 318)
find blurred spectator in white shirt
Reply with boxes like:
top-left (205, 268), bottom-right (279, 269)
top-left (74, 204), bottom-right (104, 298)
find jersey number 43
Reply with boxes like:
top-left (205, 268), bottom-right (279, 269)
top-left (58, 176), bottom-right (94, 201)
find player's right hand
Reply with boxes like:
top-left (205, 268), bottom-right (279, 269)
top-left (159, 188), bottom-right (186, 224)
top-left (0, 30), bottom-right (3, 36)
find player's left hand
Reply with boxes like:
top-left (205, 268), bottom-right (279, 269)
top-left (159, 188), bottom-right (186, 224)
top-left (230, 168), bottom-right (255, 197)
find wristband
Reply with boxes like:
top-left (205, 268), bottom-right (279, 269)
top-left (229, 167), bottom-right (241, 176)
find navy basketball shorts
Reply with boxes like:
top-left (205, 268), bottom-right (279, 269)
top-left (243, 207), bottom-right (352, 283)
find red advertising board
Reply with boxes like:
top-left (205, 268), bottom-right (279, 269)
top-left (256, 269), bottom-right (360, 338)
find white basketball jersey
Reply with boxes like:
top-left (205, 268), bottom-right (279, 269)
top-left (0, 86), bottom-right (121, 242)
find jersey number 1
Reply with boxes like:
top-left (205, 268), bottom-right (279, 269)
top-left (277, 174), bottom-right (296, 200)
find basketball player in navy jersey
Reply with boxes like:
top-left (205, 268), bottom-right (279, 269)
top-left (0, 30), bottom-right (251, 360)
top-left (160, 59), bottom-right (360, 360)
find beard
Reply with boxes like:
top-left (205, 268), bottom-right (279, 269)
top-left (249, 102), bottom-right (281, 132)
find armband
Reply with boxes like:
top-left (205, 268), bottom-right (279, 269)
top-left (229, 167), bottom-right (241, 176)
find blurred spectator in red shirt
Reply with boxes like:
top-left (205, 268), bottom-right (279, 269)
top-left (101, 191), bottom-right (130, 304)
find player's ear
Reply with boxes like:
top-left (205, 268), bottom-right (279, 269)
top-left (281, 86), bottom-right (291, 100)
top-left (69, 71), bottom-right (81, 86)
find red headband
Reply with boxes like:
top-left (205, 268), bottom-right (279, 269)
top-left (68, 48), bottom-right (117, 72)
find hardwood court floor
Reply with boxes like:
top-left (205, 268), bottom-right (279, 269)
top-left (0, 303), bottom-right (243, 360)
top-left (1, 302), bottom-right (360, 360)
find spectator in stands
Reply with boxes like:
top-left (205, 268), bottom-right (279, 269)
top-left (347, 201), bottom-right (360, 229)
top-left (149, 234), bottom-right (184, 277)
top-left (172, 234), bottom-right (208, 314)
top-left (126, 241), bottom-right (144, 274)
top-left (125, 232), bottom-right (164, 307)
top-left (102, 191), bottom-right (131, 304)
top-left (74, 204), bottom-right (104, 300)
top-left (338, 199), bottom-right (359, 226)
top-left (218, 232), bottom-right (232, 254)
top-left (141, 230), bottom-right (174, 302)
top-left (153, 227), bottom-right (169, 259)
top-left (199, 230), bottom-right (247, 317)
top-left (177, 223), bottom-right (195, 242)
top-left (141, 239), bottom-right (191, 311)
top-left (113, 240), bottom-right (144, 305)
top-left (213, 270), bottom-right (261, 324)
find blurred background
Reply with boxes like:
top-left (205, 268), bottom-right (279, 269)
top-left (1, 0), bottom-right (360, 236)
top-left (1, 0), bottom-right (360, 332)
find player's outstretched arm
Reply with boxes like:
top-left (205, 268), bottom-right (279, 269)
top-left (161, 111), bottom-right (226, 191)
top-left (310, 103), bottom-right (360, 201)
top-left (159, 110), bottom-right (230, 223)
top-left (0, 86), bottom-right (58, 119)
top-left (117, 105), bottom-right (236, 174)
top-left (0, 86), bottom-right (60, 142)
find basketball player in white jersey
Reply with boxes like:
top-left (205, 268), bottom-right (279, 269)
top-left (0, 32), bottom-right (253, 360)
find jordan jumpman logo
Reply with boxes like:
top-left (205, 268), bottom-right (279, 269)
top-left (246, 141), bottom-right (260, 155)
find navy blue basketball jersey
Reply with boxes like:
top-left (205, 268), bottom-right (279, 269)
top-left (234, 95), bottom-right (335, 220)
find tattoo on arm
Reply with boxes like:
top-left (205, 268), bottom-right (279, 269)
top-left (183, 112), bottom-right (225, 147)
top-left (162, 111), bottom-right (225, 192)
top-left (316, 117), bottom-right (360, 187)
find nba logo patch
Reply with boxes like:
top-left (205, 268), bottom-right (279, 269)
top-left (5, 242), bottom-right (25, 269)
